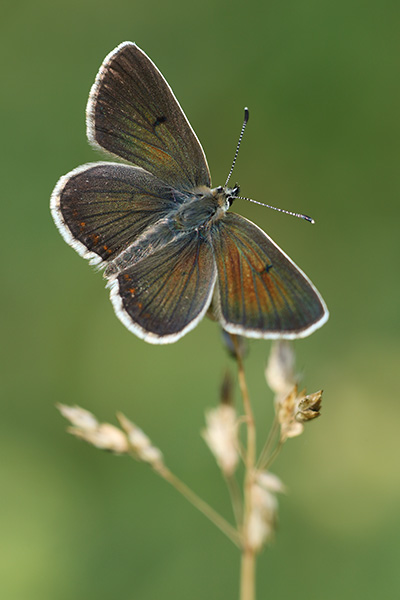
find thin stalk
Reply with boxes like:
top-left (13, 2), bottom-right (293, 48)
top-left (156, 465), bottom-right (241, 547)
top-left (260, 439), bottom-right (284, 472)
top-left (231, 335), bottom-right (257, 600)
top-left (257, 414), bottom-right (280, 470)
top-left (241, 545), bottom-right (256, 600)
top-left (225, 473), bottom-right (243, 528)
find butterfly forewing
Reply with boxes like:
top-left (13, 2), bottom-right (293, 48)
top-left (51, 163), bottom-right (181, 264)
top-left (212, 213), bottom-right (328, 338)
top-left (110, 231), bottom-right (216, 342)
top-left (87, 42), bottom-right (211, 191)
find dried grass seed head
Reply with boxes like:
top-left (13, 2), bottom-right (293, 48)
top-left (247, 471), bottom-right (285, 552)
top-left (117, 413), bottom-right (164, 468)
top-left (58, 404), bottom-right (99, 430)
top-left (202, 404), bottom-right (239, 477)
top-left (265, 340), bottom-right (297, 398)
top-left (71, 423), bottom-right (129, 453)
top-left (278, 386), bottom-right (323, 441)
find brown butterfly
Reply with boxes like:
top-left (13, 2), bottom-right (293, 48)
top-left (51, 42), bottom-right (328, 343)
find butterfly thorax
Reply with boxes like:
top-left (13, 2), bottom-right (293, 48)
top-left (173, 185), bottom-right (239, 231)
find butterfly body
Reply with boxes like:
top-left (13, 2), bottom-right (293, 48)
top-left (101, 183), bottom-right (236, 280)
top-left (51, 42), bottom-right (328, 343)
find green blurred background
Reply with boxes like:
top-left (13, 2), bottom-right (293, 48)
top-left (2, 0), bottom-right (399, 598)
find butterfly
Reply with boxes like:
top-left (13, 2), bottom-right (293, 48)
top-left (50, 42), bottom-right (328, 344)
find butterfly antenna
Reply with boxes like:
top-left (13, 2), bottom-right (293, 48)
top-left (225, 107), bottom-right (249, 187)
top-left (237, 196), bottom-right (315, 224)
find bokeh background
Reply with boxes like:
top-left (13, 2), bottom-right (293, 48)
top-left (2, 0), bottom-right (399, 598)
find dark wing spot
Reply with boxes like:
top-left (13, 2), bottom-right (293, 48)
top-left (153, 115), bottom-right (167, 128)
top-left (265, 263), bottom-right (273, 273)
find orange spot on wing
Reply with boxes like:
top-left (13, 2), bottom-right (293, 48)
top-left (124, 274), bottom-right (131, 281)
top-left (129, 288), bottom-right (136, 295)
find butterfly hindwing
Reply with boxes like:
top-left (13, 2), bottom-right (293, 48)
top-left (109, 230), bottom-right (216, 343)
top-left (212, 213), bottom-right (328, 338)
top-left (87, 42), bottom-right (211, 191)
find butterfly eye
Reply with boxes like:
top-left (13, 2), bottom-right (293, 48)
top-left (216, 186), bottom-right (224, 193)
